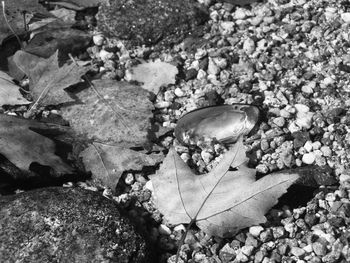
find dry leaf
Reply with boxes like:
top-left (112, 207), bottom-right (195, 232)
top-left (13, 50), bottom-right (89, 106)
top-left (0, 71), bottom-right (30, 106)
top-left (0, 114), bottom-right (72, 174)
top-left (151, 139), bottom-right (299, 237)
top-left (44, 0), bottom-right (107, 9)
top-left (81, 143), bottom-right (163, 190)
top-left (126, 60), bottom-right (178, 94)
top-left (61, 79), bottom-right (154, 146)
top-left (0, 0), bottom-right (51, 43)
top-left (24, 28), bottom-right (91, 59)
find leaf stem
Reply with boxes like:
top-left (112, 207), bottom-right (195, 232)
top-left (175, 219), bottom-right (196, 263)
top-left (1, 1), bottom-right (24, 49)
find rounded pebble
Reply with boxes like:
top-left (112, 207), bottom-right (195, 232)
top-left (302, 153), bottom-right (316, 164)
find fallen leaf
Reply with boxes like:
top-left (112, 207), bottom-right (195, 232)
top-left (126, 60), bottom-right (178, 94)
top-left (61, 79), bottom-right (154, 146)
top-left (13, 50), bottom-right (89, 106)
top-left (81, 143), bottom-right (163, 190)
top-left (151, 139), bottom-right (299, 237)
top-left (0, 71), bottom-right (30, 106)
top-left (24, 28), bottom-right (91, 60)
top-left (0, 0), bottom-right (52, 44)
top-left (44, 0), bottom-right (107, 9)
top-left (0, 114), bottom-right (72, 174)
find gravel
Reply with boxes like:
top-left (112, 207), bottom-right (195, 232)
top-left (46, 0), bottom-right (350, 262)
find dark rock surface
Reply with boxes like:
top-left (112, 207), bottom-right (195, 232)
top-left (96, 0), bottom-right (209, 48)
top-left (0, 187), bottom-right (148, 263)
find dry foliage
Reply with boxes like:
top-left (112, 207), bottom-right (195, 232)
top-left (13, 50), bottom-right (89, 106)
top-left (81, 143), bottom-right (163, 190)
top-left (0, 70), bottom-right (30, 106)
top-left (151, 138), bottom-right (299, 237)
top-left (0, 114), bottom-right (72, 174)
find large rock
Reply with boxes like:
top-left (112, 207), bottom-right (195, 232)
top-left (97, 0), bottom-right (209, 48)
top-left (0, 187), bottom-right (148, 262)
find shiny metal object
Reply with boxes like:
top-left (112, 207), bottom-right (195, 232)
top-left (174, 104), bottom-right (259, 145)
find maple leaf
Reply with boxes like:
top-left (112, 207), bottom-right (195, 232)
top-left (81, 143), bottom-right (163, 190)
top-left (13, 50), bottom-right (89, 106)
top-left (61, 79), bottom-right (154, 146)
top-left (0, 70), bottom-right (30, 106)
top-left (126, 60), bottom-right (178, 94)
top-left (151, 138), bottom-right (299, 238)
top-left (0, 114), bottom-right (72, 174)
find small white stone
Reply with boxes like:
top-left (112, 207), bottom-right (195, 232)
top-left (249, 226), bottom-right (264, 237)
top-left (219, 21), bottom-right (235, 35)
top-left (99, 49), bottom-right (114, 62)
top-left (234, 8), bottom-right (247, 20)
top-left (295, 104), bottom-right (310, 113)
top-left (174, 88), bottom-right (185, 97)
top-left (341, 13), bottom-right (350, 23)
top-left (273, 117), bottom-right (285, 127)
top-left (145, 180), bottom-right (153, 192)
top-left (207, 58), bottom-right (220, 75)
top-left (194, 48), bottom-right (207, 60)
top-left (302, 152), bottom-right (315, 164)
top-left (320, 146), bottom-right (332, 157)
top-left (288, 121), bottom-right (301, 133)
top-left (303, 244), bottom-right (313, 253)
top-left (312, 141), bottom-right (321, 150)
top-left (124, 173), bottom-right (134, 185)
top-left (301, 81), bottom-right (316, 94)
top-left (243, 38), bottom-right (255, 55)
top-left (304, 141), bottom-right (313, 152)
top-left (154, 101), bottom-right (171, 109)
top-left (235, 251), bottom-right (248, 262)
top-left (197, 69), bottom-right (207, 80)
top-left (212, 57), bottom-right (227, 69)
top-left (158, 224), bottom-right (172, 235)
top-left (241, 245), bottom-right (254, 257)
top-left (201, 150), bottom-right (213, 164)
top-left (93, 34), bottom-right (104, 46)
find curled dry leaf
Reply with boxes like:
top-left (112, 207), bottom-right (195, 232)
top-left (13, 50), bottom-right (89, 106)
top-left (0, 71), bottom-right (30, 106)
top-left (0, 114), bottom-right (72, 174)
top-left (151, 138), bottom-right (299, 237)
top-left (126, 60), bottom-right (178, 94)
top-left (81, 143), bottom-right (163, 190)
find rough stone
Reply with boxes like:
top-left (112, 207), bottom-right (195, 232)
top-left (0, 187), bottom-right (148, 263)
top-left (97, 0), bottom-right (209, 48)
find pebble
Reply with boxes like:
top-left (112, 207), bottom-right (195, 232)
top-left (219, 243), bottom-right (236, 262)
top-left (245, 234), bottom-right (259, 247)
top-left (93, 34), bottom-right (104, 46)
top-left (341, 13), bottom-right (350, 23)
top-left (243, 38), bottom-right (255, 55)
top-left (124, 173), bottom-right (135, 185)
top-left (254, 250), bottom-right (265, 263)
top-left (235, 251), bottom-right (249, 262)
top-left (273, 117), bottom-right (286, 127)
top-left (304, 141), bottom-right (313, 152)
top-left (241, 245), bottom-right (254, 257)
top-left (194, 49), bottom-right (207, 60)
top-left (99, 49), bottom-right (114, 62)
top-left (312, 242), bottom-right (328, 256)
top-left (219, 21), bottom-right (235, 35)
top-left (271, 226), bottom-right (285, 239)
top-left (154, 101), bottom-right (171, 109)
top-left (207, 58), bottom-right (220, 75)
top-left (158, 224), bottom-right (172, 235)
top-left (249, 226), bottom-right (264, 237)
top-left (174, 87), bottom-right (185, 97)
top-left (320, 146), bottom-right (332, 157)
top-left (291, 247), bottom-right (306, 257)
top-left (302, 152), bottom-right (316, 164)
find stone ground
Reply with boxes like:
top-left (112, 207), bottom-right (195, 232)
top-left (3, 0), bottom-right (350, 262)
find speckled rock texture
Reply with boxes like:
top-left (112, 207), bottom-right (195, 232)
top-left (96, 0), bottom-right (209, 48)
top-left (0, 187), bottom-right (148, 263)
